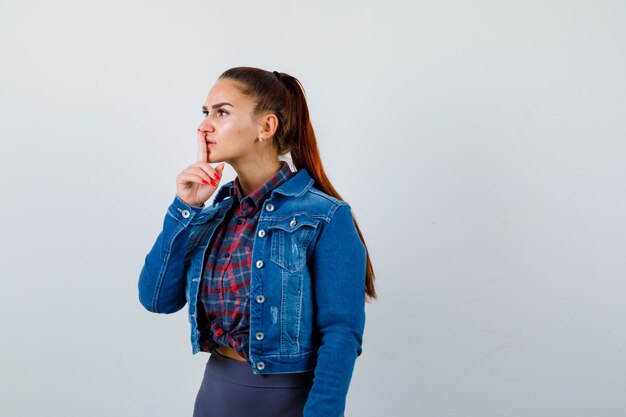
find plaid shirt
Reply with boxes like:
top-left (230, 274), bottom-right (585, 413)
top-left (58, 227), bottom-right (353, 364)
top-left (196, 161), bottom-right (295, 359)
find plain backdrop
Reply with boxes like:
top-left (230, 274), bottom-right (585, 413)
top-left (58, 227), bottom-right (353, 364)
top-left (1, 1), bottom-right (625, 416)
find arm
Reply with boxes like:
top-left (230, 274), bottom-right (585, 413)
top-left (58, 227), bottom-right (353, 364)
top-left (137, 194), bottom-right (204, 314)
top-left (303, 203), bottom-right (367, 417)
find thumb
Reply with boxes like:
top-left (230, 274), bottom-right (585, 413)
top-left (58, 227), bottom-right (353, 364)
top-left (216, 162), bottom-right (226, 175)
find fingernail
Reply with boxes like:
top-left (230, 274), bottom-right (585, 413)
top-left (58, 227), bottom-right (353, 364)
top-left (210, 179), bottom-right (217, 186)
top-left (213, 172), bottom-right (220, 180)
top-left (201, 179), bottom-right (209, 185)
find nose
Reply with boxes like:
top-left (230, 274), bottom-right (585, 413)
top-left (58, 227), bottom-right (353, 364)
top-left (198, 117), bottom-right (215, 133)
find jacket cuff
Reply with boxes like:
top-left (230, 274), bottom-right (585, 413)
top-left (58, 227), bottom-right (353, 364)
top-left (167, 195), bottom-right (204, 226)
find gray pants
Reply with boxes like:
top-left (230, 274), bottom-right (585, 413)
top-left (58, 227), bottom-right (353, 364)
top-left (192, 350), bottom-right (314, 417)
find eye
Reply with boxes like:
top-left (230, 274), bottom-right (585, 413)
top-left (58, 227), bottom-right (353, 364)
top-left (201, 109), bottom-right (229, 117)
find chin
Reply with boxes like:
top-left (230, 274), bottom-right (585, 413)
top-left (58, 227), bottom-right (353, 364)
top-left (208, 155), bottom-right (224, 164)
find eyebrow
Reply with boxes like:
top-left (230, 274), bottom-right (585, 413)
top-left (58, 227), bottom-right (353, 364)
top-left (202, 102), bottom-right (233, 111)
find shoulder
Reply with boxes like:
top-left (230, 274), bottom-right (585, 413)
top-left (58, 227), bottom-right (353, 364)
top-left (290, 185), bottom-right (350, 222)
top-left (306, 185), bottom-right (348, 207)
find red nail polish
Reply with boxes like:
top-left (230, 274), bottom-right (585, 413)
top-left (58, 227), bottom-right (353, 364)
top-left (201, 179), bottom-right (209, 185)
top-left (210, 179), bottom-right (217, 186)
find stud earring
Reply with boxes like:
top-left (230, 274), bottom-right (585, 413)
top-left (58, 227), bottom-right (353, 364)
top-left (258, 136), bottom-right (265, 142)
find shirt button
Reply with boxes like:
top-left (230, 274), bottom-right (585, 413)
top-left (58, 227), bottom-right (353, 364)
top-left (265, 203), bottom-right (274, 212)
top-left (289, 218), bottom-right (297, 227)
top-left (255, 332), bottom-right (264, 340)
top-left (256, 260), bottom-right (264, 268)
top-left (256, 361), bottom-right (265, 370)
top-left (258, 229), bottom-right (266, 238)
top-left (224, 253), bottom-right (230, 258)
top-left (256, 294), bottom-right (265, 303)
top-left (215, 287), bottom-right (220, 293)
top-left (181, 209), bottom-right (190, 218)
top-left (236, 219), bottom-right (243, 225)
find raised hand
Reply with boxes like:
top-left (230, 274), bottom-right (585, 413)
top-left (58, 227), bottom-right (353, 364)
top-left (175, 128), bottom-right (226, 207)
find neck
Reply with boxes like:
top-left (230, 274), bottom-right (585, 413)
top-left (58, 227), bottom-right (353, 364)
top-left (232, 159), bottom-right (283, 197)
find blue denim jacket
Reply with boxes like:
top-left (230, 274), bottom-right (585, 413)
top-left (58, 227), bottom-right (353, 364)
top-left (138, 167), bottom-right (367, 417)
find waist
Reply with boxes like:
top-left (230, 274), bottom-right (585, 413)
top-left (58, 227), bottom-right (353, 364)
top-left (207, 349), bottom-right (314, 387)
top-left (215, 345), bottom-right (247, 362)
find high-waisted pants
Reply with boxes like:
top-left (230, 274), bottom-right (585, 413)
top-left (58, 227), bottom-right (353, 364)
top-left (192, 349), bottom-right (314, 417)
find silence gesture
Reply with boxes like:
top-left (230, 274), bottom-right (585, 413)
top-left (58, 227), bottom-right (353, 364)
top-left (175, 128), bottom-right (226, 207)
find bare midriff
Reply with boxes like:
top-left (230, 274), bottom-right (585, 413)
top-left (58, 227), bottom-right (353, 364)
top-left (215, 345), bottom-right (247, 362)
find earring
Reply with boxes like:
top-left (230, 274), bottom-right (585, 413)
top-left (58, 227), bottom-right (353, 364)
top-left (258, 136), bottom-right (265, 142)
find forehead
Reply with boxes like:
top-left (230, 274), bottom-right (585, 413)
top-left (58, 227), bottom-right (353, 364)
top-left (205, 78), bottom-right (250, 106)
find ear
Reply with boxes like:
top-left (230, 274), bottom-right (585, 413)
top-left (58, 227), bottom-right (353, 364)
top-left (257, 112), bottom-right (279, 140)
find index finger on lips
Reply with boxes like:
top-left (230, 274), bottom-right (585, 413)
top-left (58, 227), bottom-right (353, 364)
top-left (197, 128), bottom-right (208, 163)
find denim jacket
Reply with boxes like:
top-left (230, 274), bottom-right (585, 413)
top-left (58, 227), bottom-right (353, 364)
top-left (138, 167), bottom-right (367, 417)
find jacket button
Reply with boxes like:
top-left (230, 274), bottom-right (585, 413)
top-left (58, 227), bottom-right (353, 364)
top-left (255, 332), bottom-right (264, 340)
top-left (265, 203), bottom-right (274, 212)
top-left (258, 229), bottom-right (266, 238)
top-left (256, 260), bottom-right (264, 268)
top-left (256, 361), bottom-right (265, 370)
top-left (289, 218), bottom-right (297, 227)
top-left (256, 294), bottom-right (265, 303)
top-left (181, 209), bottom-right (190, 218)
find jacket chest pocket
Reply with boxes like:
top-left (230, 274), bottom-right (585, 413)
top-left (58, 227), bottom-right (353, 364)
top-left (267, 215), bottom-right (320, 272)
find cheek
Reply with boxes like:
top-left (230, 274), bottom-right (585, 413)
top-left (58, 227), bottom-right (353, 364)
top-left (221, 119), bottom-right (242, 135)
top-left (236, 124), bottom-right (254, 137)
top-left (222, 117), bottom-right (254, 139)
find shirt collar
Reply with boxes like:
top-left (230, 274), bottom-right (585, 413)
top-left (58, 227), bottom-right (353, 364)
top-left (231, 160), bottom-right (295, 210)
top-left (212, 162), bottom-right (315, 207)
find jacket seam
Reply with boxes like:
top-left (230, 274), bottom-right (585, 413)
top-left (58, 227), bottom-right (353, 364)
top-left (307, 188), bottom-right (349, 207)
top-left (151, 221), bottom-right (185, 313)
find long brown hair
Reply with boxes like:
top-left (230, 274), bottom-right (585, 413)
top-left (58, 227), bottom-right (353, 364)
top-left (219, 66), bottom-right (377, 302)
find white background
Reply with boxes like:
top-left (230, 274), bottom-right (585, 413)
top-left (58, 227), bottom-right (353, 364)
top-left (1, 1), bottom-right (625, 416)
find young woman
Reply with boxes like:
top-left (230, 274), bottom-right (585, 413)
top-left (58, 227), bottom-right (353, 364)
top-left (138, 66), bottom-right (377, 417)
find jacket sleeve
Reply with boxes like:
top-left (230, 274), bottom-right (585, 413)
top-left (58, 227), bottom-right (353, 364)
top-left (137, 194), bottom-right (205, 314)
top-left (303, 203), bottom-right (367, 417)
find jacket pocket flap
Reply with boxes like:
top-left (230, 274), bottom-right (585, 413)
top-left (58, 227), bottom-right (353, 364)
top-left (266, 215), bottom-right (321, 233)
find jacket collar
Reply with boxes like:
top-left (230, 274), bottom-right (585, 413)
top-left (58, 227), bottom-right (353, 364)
top-left (212, 167), bottom-right (314, 206)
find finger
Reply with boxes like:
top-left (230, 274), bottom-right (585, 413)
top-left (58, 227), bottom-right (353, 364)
top-left (179, 172), bottom-right (215, 188)
top-left (216, 162), bottom-right (226, 176)
top-left (194, 162), bottom-right (221, 181)
top-left (197, 128), bottom-right (207, 163)
top-left (188, 166), bottom-right (217, 186)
